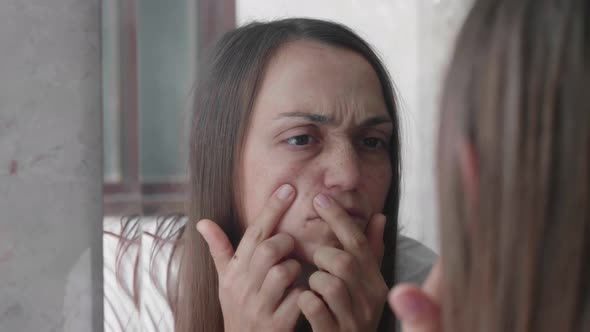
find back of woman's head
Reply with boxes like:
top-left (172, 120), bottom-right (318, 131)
top-left (438, 0), bottom-right (589, 331)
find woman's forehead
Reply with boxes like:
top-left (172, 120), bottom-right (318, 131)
top-left (252, 40), bottom-right (388, 121)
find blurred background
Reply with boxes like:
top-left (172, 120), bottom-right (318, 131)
top-left (0, 0), bottom-right (472, 331)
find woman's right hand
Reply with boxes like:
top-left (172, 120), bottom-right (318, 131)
top-left (197, 184), bottom-right (302, 332)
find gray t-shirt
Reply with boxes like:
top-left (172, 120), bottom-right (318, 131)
top-left (396, 234), bottom-right (438, 285)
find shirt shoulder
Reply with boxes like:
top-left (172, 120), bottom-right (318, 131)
top-left (395, 235), bottom-right (438, 285)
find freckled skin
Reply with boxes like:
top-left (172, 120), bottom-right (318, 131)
top-left (239, 40), bottom-right (393, 268)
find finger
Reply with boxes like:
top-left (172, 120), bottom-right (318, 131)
top-left (313, 247), bottom-right (362, 298)
top-left (422, 260), bottom-right (442, 303)
top-left (298, 290), bottom-right (338, 331)
top-left (308, 271), bottom-right (354, 327)
top-left (249, 233), bottom-right (295, 290)
top-left (196, 219), bottom-right (234, 276)
top-left (365, 213), bottom-right (386, 264)
top-left (313, 193), bottom-right (371, 259)
top-left (258, 258), bottom-right (301, 311)
top-left (274, 287), bottom-right (304, 329)
top-left (233, 184), bottom-right (295, 266)
top-left (388, 284), bottom-right (441, 332)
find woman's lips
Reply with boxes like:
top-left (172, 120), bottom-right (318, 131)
top-left (344, 208), bottom-right (366, 220)
top-left (306, 208), bottom-right (367, 224)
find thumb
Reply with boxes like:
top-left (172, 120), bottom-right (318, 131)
top-left (388, 284), bottom-right (441, 332)
top-left (365, 213), bottom-right (386, 263)
top-left (423, 259), bottom-right (442, 302)
top-left (196, 219), bottom-right (234, 276)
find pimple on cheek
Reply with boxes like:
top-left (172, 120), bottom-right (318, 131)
top-left (274, 161), bottom-right (325, 207)
top-left (286, 164), bottom-right (301, 175)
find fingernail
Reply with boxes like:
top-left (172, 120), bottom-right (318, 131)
top-left (395, 292), bottom-right (426, 322)
top-left (195, 220), bottom-right (205, 234)
top-left (314, 193), bottom-right (331, 208)
top-left (277, 184), bottom-right (294, 200)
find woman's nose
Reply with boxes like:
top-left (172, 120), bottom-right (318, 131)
top-left (322, 144), bottom-right (361, 192)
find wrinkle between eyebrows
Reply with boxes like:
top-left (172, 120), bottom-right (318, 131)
top-left (275, 111), bottom-right (392, 128)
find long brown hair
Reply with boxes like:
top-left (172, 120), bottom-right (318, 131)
top-left (174, 18), bottom-right (403, 331)
top-left (438, 0), bottom-right (589, 331)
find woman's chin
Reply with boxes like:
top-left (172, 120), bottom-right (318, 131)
top-left (292, 235), bottom-right (342, 266)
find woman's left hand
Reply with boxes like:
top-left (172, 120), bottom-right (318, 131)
top-left (297, 193), bottom-right (388, 332)
top-left (388, 260), bottom-right (442, 332)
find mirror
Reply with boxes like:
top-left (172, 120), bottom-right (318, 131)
top-left (101, 0), bottom-right (471, 330)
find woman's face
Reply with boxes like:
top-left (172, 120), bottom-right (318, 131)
top-left (239, 40), bottom-right (393, 264)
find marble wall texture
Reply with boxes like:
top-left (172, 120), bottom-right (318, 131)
top-left (0, 0), bottom-right (103, 331)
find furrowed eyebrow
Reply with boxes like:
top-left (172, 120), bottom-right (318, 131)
top-left (275, 112), bottom-right (391, 128)
top-left (359, 116), bottom-right (392, 128)
top-left (275, 111), bottom-right (335, 124)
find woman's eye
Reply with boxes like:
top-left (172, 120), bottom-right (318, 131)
top-left (362, 137), bottom-right (387, 150)
top-left (286, 135), bottom-right (316, 146)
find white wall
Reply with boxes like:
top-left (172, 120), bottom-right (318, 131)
top-left (237, 0), bottom-right (473, 251)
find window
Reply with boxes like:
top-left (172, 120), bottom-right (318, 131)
top-left (102, 0), bottom-right (235, 216)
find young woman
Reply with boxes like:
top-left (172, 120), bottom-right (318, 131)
top-left (390, 0), bottom-right (590, 331)
top-left (173, 18), bottom-right (436, 332)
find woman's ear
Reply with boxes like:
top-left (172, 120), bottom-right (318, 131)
top-left (459, 139), bottom-right (479, 209)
